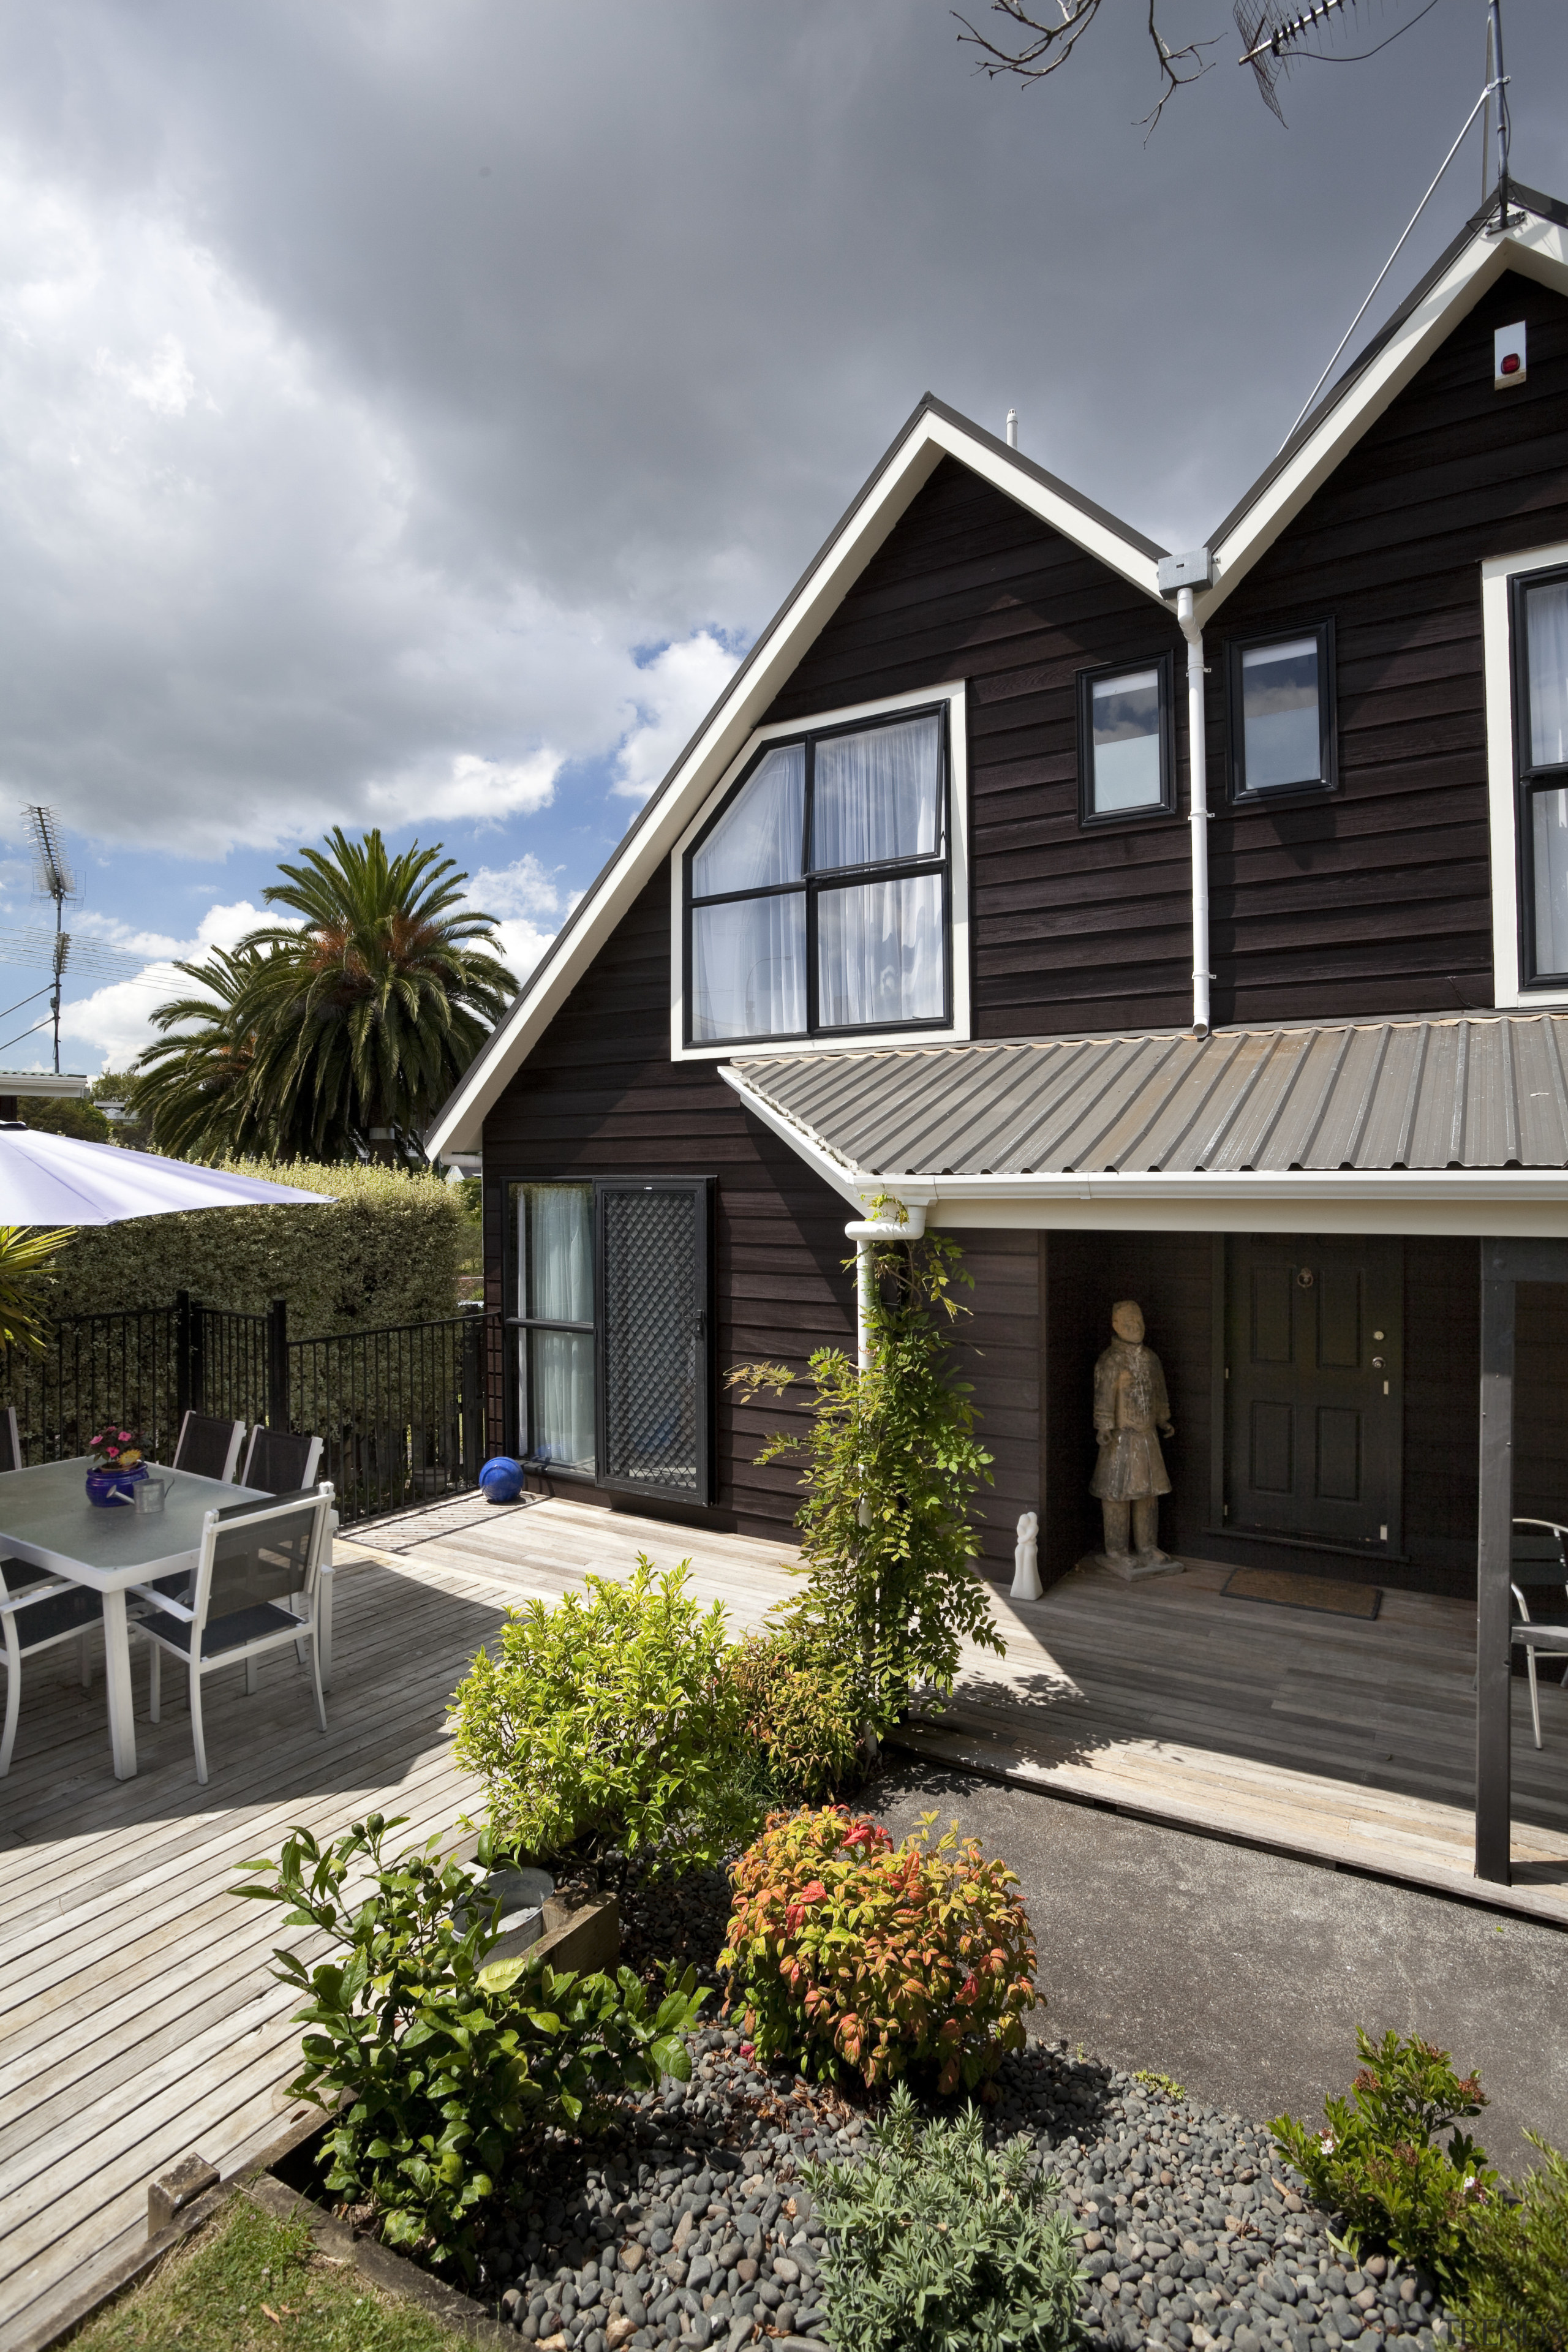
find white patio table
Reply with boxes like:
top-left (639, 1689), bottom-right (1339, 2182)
top-left (0, 1457), bottom-right (273, 1779)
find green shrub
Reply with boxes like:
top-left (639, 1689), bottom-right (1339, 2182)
top-left (729, 1221), bottom-right (1000, 1735)
top-left (19, 1096), bottom-right (112, 1141)
top-left (803, 2079), bottom-right (1084, 2352)
top-left (720, 1806), bottom-right (1037, 2095)
top-left (728, 1626), bottom-right (863, 1801)
top-left (43, 1158), bottom-right (467, 1334)
top-left (1270, 2029), bottom-right (1497, 2290)
top-left (447, 1558), bottom-right (759, 1882)
top-left (234, 1813), bottom-right (706, 2278)
top-left (1453, 2133), bottom-right (1568, 2350)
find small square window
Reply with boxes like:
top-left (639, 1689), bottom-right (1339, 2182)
top-left (1227, 622), bottom-right (1336, 802)
top-left (1077, 652), bottom-right (1175, 827)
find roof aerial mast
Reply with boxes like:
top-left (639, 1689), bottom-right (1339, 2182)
top-left (24, 805), bottom-right (74, 1077)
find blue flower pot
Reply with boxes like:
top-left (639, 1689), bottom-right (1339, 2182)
top-left (86, 1463), bottom-right (148, 1508)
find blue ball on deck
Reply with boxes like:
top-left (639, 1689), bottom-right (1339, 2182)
top-left (478, 1455), bottom-right (526, 1504)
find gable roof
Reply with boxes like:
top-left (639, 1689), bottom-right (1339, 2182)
top-left (1196, 184), bottom-right (1568, 625)
top-left (429, 192), bottom-right (1568, 1161)
top-left (427, 398), bottom-right (1166, 1156)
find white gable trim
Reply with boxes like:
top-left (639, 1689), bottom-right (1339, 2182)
top-left (427, 408), bottom-right (1163, 1158)
top-left (1199, 212), bottom-right (1568, 627)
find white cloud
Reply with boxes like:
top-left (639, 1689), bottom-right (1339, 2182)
top-left (367, 749), bottom-right (562, 829)
top-left (612, 631), bottom-right (741, 804)
top-left (464, 853), bottom-right (577, 990)
top-left (56, 898), bottom-right (283, 1071)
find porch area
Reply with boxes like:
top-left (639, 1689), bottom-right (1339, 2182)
top-left (2, 1496), bottom-right (1565, 2346)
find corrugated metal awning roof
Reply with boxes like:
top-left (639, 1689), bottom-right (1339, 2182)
top-left (726, 1015), bottom-right (1568, 1182)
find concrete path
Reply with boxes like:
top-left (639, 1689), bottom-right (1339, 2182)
top-left (874, 1757), bottom-right (1568, 2177)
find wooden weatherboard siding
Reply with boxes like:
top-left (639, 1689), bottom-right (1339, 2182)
top-left (767, 271), bottom-right (1568, 1036)
top-left (482, 875), bottom-right (851, 1545)
top-left (481, 876), bottom-right (1040, 1566)
top-left (1208, 268), bottom-right (1568, 1027)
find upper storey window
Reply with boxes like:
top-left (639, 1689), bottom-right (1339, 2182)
top-left (1227, 622), bottom-right (1337, 802)
top-left (1078, 654), bottom-right (1175, 825)
top-left (684, 707), bottom-right (951, 1046)
top-left (1514, 565), bottom-right (1568, 982)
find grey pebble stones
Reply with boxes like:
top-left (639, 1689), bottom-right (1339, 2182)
top-left (474, 2029), bottom-right (1453, 2351)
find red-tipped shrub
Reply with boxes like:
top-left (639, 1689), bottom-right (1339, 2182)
top-left (718, 1805), bottom-right (1037, 2095)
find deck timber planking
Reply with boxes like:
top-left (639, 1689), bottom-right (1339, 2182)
top-left (2, 1498), bottom-right (1564, 2345)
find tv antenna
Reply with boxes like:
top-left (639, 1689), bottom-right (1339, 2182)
top-left (1237, 0), bottom-right (1457, 127)
top-left (25, 805), bottom-right (74, 1075)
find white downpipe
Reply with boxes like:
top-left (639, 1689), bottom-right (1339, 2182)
top-left (1177, 586), bottom-right (1212, 1037)
top-left (844, 1204), bottom-right (927, 1370)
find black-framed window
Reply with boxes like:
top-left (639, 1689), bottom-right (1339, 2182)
top-left (1512, 562), bottom-right (1568, 985)
top-left (683, 705), bottom-right (951, 1047)
top-left (503, 1176), bottom-right (714, 1503)
top-left (1227, 620), bottom-right (1337, 802)
top-left (1077, 653), bottom-right (1176, 826)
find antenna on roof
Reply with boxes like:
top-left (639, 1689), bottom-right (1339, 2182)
top-left (1281, 11), bottom-right (1518, 442)
top-left (1006, 409), bottom-right (1018, 448)
top-left (1236, 0), bottom-right (1453, 125)
top-left (24, 805), bottom-right (74, 1076)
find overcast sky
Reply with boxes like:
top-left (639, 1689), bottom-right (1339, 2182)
top-left (0, 0), bottom-right (1564, 1073)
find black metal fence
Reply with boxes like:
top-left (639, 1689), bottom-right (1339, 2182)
top-left (2, 1293), bottom-right (495, 1529)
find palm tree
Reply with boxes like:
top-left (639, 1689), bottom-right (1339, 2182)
top-left (134, 946), bottom-right (270, 1163)
top-left (135, 831), bottom-right (515, 1163)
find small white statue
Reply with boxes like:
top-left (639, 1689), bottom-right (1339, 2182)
top-left (1011, 1510), bottom-right (1042, 1600)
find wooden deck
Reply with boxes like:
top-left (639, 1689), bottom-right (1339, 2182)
top-left (2, 1495), bottom-right (1564, 2345)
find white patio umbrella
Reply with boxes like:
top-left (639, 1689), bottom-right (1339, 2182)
top-left (0, 1128), bottom-right (333, 1225)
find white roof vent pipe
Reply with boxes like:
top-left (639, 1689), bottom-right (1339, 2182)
top-left (1005, 409), bottom-right (1018, 448)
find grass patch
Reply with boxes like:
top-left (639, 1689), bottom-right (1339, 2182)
top-left (72, 2190), bottom-right (473, 2352)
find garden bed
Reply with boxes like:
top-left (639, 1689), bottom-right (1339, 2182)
top-left (257, 1849), bottom-right (1455, 2352)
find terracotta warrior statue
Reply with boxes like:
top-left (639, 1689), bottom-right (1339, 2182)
top-left (1090, 1299), bottom-right (1183, 1580)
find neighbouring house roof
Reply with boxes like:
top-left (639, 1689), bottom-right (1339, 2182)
top-left (427, 194), bottom-right (1568, 1162)
top-left (721, 1014), bottom-right (1568, 1237)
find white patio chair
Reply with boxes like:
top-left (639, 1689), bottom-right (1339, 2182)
top-left (1, 1558), bottom-right (105, 1775)
top-left (1510, 1517), bottom-right (1568, 1751)
top-left (128, 1484), bottom-right (334, 1785)
top-left (170, 1410), bottom-right (246, 1484)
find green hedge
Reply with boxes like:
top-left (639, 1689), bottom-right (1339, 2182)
top-left (46, 1161), bottom-right (470, 1336)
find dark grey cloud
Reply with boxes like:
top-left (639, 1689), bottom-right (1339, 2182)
top-left (0, 0), bottom-right (1564, 865)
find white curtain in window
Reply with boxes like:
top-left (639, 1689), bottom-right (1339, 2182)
top-left (818, 873), bottom-right (944, 1030)
top-left (1242, 639), bottom-right (1321, 789)
top-left (690, 893), bottom-right (806, 1040)
top-left (1533, 788), bottom-right (1568, 973)
top-left (1527, 581), bottom-right (1568, 768)
top-left (691, 744), bottom-right (805, 897)
top-left (813, 715), bottom-right (941, 870)
top-left (528, 1329), bottom-right (595, 1468)
top-left (521, 1183), bottom-right (593, 1321)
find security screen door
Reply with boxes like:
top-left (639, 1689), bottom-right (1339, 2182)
top-left (595, 1178), bottom-right (712, 1504)
top-left (1223, 1235), bottom-right (1402, 1555)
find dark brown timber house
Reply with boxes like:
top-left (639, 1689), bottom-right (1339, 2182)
top-left (431, 188), bottom-right (1568, 1886)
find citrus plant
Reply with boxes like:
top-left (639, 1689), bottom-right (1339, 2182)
top-left (720, 1805), bottom-right (1036, 2094)
top-left (234, 1814), bottom-right (706, 2278)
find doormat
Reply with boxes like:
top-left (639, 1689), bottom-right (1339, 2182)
top-left (1221, 1566), bottom-right (1382, 1620)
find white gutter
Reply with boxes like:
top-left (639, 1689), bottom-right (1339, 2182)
top-left (1177, 584), bottom-right (1211, 1038)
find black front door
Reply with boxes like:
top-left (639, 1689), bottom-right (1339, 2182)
top-left (1224, 1235), bottom-right (1402, 1556)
